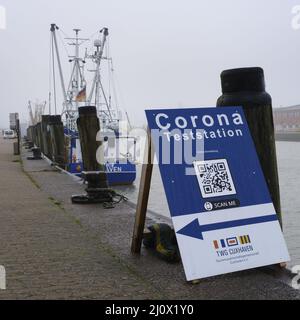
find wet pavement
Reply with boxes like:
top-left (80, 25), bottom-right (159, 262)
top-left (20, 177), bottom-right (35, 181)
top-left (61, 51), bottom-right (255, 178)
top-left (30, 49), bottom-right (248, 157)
top-left (0, 138), bottom-right (299, 299)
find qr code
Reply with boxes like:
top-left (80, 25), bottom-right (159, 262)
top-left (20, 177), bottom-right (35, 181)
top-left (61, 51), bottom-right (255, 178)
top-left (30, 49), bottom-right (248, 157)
top-left (193, 159), bottom-right (236, 198)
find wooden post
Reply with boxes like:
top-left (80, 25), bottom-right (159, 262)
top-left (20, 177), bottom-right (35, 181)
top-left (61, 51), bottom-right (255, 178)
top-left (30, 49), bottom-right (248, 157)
top-left (36, 122), bottom-right (43, 152)
top-left (71, 106), bottom-right (113, 204)
top-left (131, 129), bottom-right (154, 254)
top-left (77, 107), bottom-right (102, 172)
top-left (217, 67), bottom-right (282, 227)
top-left (41, 115), bottom-right (51, 158)
top-left (16, 119), bottom-right (20, 155)
top-left (76, 106), bottom-right (108, 188)
top-left (27, 126), bottom-right (33, 144)
top-left (48, 116), bottom-right (65, 167)
top-left (242, 106), bottom-right (281, 226)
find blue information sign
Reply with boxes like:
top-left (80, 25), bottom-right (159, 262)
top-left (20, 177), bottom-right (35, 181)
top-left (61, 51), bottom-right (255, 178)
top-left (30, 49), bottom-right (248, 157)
top-left (146, 106), bottom-right (290, 280)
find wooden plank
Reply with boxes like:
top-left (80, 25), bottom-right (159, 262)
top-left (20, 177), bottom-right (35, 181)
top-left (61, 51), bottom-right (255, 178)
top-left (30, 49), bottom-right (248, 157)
top-left (131, 128), bottom-right (154, 254)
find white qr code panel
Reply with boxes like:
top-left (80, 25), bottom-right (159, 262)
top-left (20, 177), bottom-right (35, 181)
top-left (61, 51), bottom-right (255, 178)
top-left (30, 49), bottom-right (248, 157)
top-left (193, 159), bottom-right (236, 198)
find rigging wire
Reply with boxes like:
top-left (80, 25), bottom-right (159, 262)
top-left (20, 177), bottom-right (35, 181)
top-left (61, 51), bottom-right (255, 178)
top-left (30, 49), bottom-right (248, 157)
top-left (83, 29), bottom-right (100, 46)
top-left (106, 38), bottom-right (112, 110)
top-left (99, 79), bottom-right (113, 120)
top-left (106, 37), bottom-right (120, 112)
top-left (111, 63), bottom-right (125, 112)
top-left (57, 29), bottom-right (71, 60)
top-left (57, 27), bottom-right (71, 40)
top-left (110, 61), bottom-right (120, 112)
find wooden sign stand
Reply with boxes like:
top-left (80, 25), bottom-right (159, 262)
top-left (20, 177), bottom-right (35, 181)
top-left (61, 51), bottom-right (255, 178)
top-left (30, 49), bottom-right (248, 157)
top-left (131, 128), bottom-right (154, 254)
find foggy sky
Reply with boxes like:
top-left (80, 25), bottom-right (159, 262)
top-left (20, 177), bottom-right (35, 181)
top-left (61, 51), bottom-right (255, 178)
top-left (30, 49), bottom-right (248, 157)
top-left (1, 0), bottom-right (300, 128)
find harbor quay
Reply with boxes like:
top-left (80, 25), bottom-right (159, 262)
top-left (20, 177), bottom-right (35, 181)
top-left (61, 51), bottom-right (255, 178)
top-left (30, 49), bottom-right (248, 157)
top-left (0, 137), bottom-right (299, 300)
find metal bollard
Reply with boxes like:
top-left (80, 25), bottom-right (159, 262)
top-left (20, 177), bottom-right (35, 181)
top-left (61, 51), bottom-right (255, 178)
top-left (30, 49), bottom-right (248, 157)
top-left (27, 147), bottom-right (42, 160)
top-left (13, 142), bottom-right (19, 155)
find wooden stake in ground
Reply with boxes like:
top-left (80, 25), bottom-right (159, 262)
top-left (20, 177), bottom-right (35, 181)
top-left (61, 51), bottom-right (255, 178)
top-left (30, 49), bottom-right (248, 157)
top-left (131, 129), bottom-right (154, 254)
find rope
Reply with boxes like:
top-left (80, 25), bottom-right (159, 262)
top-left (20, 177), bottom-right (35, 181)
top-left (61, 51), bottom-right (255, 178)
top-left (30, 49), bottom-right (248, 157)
top-left (103, 192), bottom-right (128, 209)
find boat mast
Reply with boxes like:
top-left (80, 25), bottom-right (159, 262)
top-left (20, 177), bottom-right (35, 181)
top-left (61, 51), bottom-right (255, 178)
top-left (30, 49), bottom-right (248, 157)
top-left (50, 24), bottom-right (88, 119)
top-left (65, 29), bottom-right (88, 110)
top-left (75, 29), bottom-right (80, 104)
top-left (50, 24), bottom-right (68, 113)
top-left (86, 27), bottom-right (112, 120)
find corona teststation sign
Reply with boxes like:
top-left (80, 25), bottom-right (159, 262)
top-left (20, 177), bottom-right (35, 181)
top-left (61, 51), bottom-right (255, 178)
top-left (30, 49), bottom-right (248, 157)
top-left (146, 106), bottom-right (290, 281)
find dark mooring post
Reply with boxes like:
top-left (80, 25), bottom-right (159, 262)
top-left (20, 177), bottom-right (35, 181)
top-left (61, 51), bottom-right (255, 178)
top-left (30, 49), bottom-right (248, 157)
top-left (42, 115), bottom-right (53, 159)
top-left (41, 115), bottom-right (52, 159)
top-left (13, 119), bottom-right (20, 156)
top-left (26, 126), bottom-right (31, 143)
top-left (36, 122), bottom-right (43, 152)
top-left (29, 126), bottom-right (34, 148)
top-left (77, 107), bottom-right (103, 172)
top-left (26, 127), bottom-right (30, 142)
top-left (35, 124), bottom-right (40, 148)
top-left (25, 126), bottom-right (34, 149)
top-left (217, 67), bottom-right (282, 227)
top-left (16, 118), bottom-right (20, 155)
top-left (48, 115), bottom-right (65, 168)
top-left (32, 125), bottom-right (37, 146)
top-left (71, 106), bottom-right (114, 204)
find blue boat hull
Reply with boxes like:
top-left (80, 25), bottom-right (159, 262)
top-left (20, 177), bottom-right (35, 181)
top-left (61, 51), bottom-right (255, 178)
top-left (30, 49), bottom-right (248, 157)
top-left (68, 161), bottom-right (136, 185)
top-left (65, 130), bottom-right (136, 185)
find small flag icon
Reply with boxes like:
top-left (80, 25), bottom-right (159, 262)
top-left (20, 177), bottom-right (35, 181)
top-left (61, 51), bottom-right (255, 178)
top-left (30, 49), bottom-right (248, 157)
top-left (226, 237), bottom-right (238, 247)
top-left (213, 235), bottom-right (251, 250)
top-left (75, 86), bottom-right (86, 102)
top-left (239, 235), bottom-right (251, 244)
top-left (220, 239), bottom-right (226, 248)
top-left (213, 240), bottom-right (219, 249)
top-left (213, 239), bottom-right (226, 249)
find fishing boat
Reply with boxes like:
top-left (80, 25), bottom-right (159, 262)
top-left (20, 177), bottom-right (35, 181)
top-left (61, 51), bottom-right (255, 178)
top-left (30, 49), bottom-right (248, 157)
top-left (49, 24), bottom-right (136, 185)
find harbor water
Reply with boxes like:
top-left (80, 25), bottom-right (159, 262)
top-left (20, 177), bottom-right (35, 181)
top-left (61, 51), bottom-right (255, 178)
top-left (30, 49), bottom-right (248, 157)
top-left (117, 141), bottom-right (300, 269)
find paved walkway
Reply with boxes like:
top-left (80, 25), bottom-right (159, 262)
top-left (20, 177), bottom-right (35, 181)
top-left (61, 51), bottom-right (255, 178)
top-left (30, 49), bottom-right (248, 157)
top-left (0, 138), bottom-right (160, 299)
top-left (0, 137), bottom-right (299, 299)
